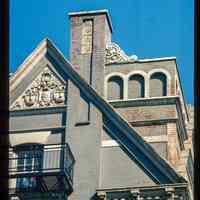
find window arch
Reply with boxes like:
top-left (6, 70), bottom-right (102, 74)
top-left (149, 72), bottom-right (167, 97)
top-left (128, 74), bottom-right (145, 99)
top-left (107, 76), bottom-right (124, 100)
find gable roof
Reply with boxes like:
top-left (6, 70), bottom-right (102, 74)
top-left (10, 38), bottom-right (186, 184)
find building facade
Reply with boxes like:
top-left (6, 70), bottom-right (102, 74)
top-left (9, 10), bottom-right (193, 200)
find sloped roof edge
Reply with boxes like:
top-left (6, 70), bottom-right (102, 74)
top-left (9, 38), bottom-right (49, 91)
top-left (10, 38), bottom-right (186, 184)
top-left (45, 38), bottom-right (185, 184)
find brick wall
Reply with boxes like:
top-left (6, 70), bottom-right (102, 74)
top-left (133, 124), bottom-right (167, 137)
top-left (114, 105), bottom-right (177, 122)
top-left (167, 123), bottom-right (181, 168)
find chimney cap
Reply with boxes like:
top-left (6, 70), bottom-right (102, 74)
top-left (68, 9), bottom-right (113, 33)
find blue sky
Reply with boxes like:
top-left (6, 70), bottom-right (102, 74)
top-left (10, 0), bottom-right (194, 103)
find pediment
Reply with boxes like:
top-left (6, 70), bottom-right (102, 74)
top-left (10, 66), bottom-right (66, 110)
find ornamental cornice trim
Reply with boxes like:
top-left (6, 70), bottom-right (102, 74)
top-left (105, 43), bottom-right (136, 64)
top-left (108, 97), bottom-right (178, 108)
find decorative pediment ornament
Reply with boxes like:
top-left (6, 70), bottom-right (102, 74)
top-left (105, 43), bottom-right (135, 64)
top-left (11, 67), bottom-right (66, 110)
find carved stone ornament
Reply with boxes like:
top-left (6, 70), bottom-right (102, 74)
top-left (11, 67), bottom-right (66, 110)
top-left (105, 43), bottom-right (135, 64)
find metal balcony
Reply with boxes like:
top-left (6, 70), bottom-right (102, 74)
top-left (9, 143), bottom-right (75, 197)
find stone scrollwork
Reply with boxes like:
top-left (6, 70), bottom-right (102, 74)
top-left (105, 43), bottom-right (136, 64)
top-left (11, 67), bottom-right (66, 110)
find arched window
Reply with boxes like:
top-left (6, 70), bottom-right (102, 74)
top-left (14, 143), bottom-right (43, 191)
top-left (107, 76), bottom-right (124, 100)
top-left (149, 72), bottom-right (167, 97)
top-left (128, 74), bottom-right (145, 99)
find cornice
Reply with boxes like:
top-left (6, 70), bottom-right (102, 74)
top-left (130, 118), bottom-right (177, 126)
top-left (105, 57), bottom-right (176, 66)
top-left (96, 182), bottom-right (188, 192)
top-left (108, 96), bottom-right (178, 108)
top-left (10, 105), bottom-right (67, 117)
top-left (9, 126), bottom-right (66, 134)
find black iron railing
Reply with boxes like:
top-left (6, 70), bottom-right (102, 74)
top-left (9, 143), bottom-right (75, 189)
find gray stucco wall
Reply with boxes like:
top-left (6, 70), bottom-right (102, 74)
top-left (66, 83), bottom-right (102, 200)
top-left (100, 146), bottom-right (156, 189)
top-left (67, 11), bottom-right (111, 200)
top-left (9, 131), bottom-right (62, 146)
top-left (10, 111), bottom-right (65, 131)
top-left (101, 124), bottom-right (168, 161)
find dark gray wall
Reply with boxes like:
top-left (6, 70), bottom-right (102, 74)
top-left (10, 112), bottom-right (65, 131)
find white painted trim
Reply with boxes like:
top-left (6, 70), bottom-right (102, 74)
top-left (138, 57), bottom-right (176, 62)
top-left (102, 136), bottom-right (168, 148)
top-left (123, 75), bottom-right (128, 100)
top-left (10, 52), bottom-right (46, 91)
top-left (148, 68), bottom-right (171, 80)
top-left (69, 9), bottom-right (109, 16)
top-left (101, 140), bottom-right (120, 147)
top-left (10, 38), bottom-right (48, 91)
top-left (175, 74), bottom-right (178, 95)
top-left (44, 144), bottom-right (62, 151)
top-left (143, 135), bottom-right (168, 143)
top-left (127, 70), bottom-right (148, 79)
top-left (105, 69), bottom-right (172, 101)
